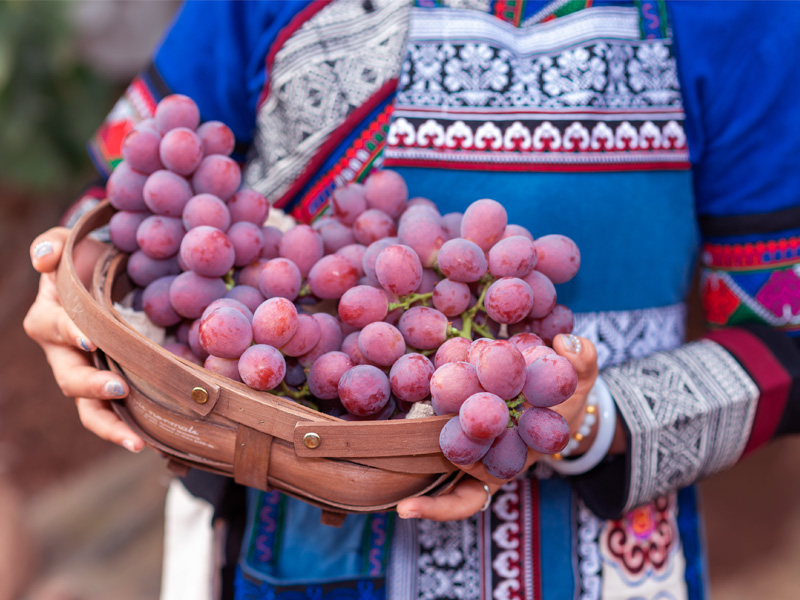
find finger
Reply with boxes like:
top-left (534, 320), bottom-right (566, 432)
top-left (30, 228), bottom-right (69, 273)
top-left (43, 344), bottom-right (128, 401)
top-left (75, 397), bottom-right (145, 452)
top-left (24, 298), bottom-right (96, 351)
top-left (552, 334), bottom-right (598, 384)
top-left (397, 477), bottom-right (494, 521)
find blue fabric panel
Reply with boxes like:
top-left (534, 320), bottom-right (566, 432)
top-left (395, 167), bottom-right (699, 313)
top-left (538, 478), bottom-right (576, 600)
top-left (676, 486), bottom-right (708, 600)
top-left (669, 1), bottom-right (800, 220)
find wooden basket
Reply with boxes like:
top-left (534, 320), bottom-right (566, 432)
top-left (56, 201), bottom-right (460, 521)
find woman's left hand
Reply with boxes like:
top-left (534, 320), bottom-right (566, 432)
top-left (396, 333), bottom-right (598, 521)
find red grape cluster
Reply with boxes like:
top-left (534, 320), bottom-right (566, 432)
top-left (107, 94), bottom-right (583, 481)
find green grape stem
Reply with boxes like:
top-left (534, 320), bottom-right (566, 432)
top-left (387, 291), bottom-right (433, 312)
top-left (223, 269), bottom-right (236, 291)
top-left (278, 381), bottom-right (311, 401)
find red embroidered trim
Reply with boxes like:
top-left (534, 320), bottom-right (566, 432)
top-left (704, 328), bottom-right (791, 457)
top-left (702, 236), bottom-right (800, 270)
top-left (383, 157), bottom-right (691, 172)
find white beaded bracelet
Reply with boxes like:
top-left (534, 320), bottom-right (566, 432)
top-left (542, 375), bottom-right (617, 476)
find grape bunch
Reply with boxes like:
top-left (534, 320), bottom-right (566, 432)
top-left (107, 94), bottom-right (583, 481)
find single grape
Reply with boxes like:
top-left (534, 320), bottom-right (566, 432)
top-left (501, 224), bottom-right (533, 240)
top-left (441, 212), bottom-right (463, 241)
top-left (484, 277), bottom-right (535, 324)
top-left (407, 196), bottom-right (439, 212)
top-left (182, 193), bottom-right (231, 231)
top-left (106, 161), bottom-right (148, 211)
top-left (163, 342), bottom-right (202, 365)
top-left (481, 427), bottom-right (528, 480)
top-left (121, 121), bottom-right (163, 174)
top-left (159, 127), bottom-right (204, 175)
top-left (529, 304), bottom-right (574, 345)
top-left (466, 338), bottom-right (493, 366)
top-left (417, 269), bottom-right (440, 294)
top-left (136, 215), bottom-right (184, 259)
top-left (432, 279), bottom-right (471, 317)
top-left (192, 155), bottom-right (242, 200)
top-left (521, 270), bottom-right (557, 319)
top-left (488, 235), bottom-right (538, 278)
top-left (229, 188), bottom-right (269, 225)
top-left (187, 318), bottom-right (209, 361)
top-left (238, 344), bottom-right (286, 391)
top-left (429, 361), bottom-right (484, 415)
top-left (330, 182), bottom-right (367, 225)
top-left (522, 345), bottom-right (557, 366)
top-left (509, 332), bottom-right (544, 354)
top-left (438, 416), bottom-right (492, 465)
top-left (307, 254), bottom-right (359, 299)
top-left (357, 322), bottom-right (405, 367)
top-left (196, 120), bottom-right (235, 156)
top-left (363, 169), bottom-right (408, 219)
top-left (281, 313), bottom-right (321, 357)
top-left (459, 392), bottom-right (509, 441)
top-left (228, 221), bottom-right (265, 267)
top-left (338, 365), bottom-right (391, 417)
top-left (261, 225), bottom-right (283, 259)
top-left (397, 207), bottom-right (446, 268)
top-left (389, 353), bottom-right (435, 403)
top-left (252, 297), bottom-right (298, 347)
top-left (361, 238), bottom-right (398, 284)
top-left (534, 234), bottom-right (581, 284)
top-left (142, 169), bottom-right (193, 217)
top-left (225, 285), bottom-right (265, 314)
top-left (307, 351), bottom-right (354, 400)
top-left (375, 244), bottom-right (423, 296)
top-left (473, 339), bottom-right (526, 400)
top-left (279, 224), bottom-right (324, 278)
top-left (460, 198), bottom-right (507, 251)
top-left (298, 313), bottom-right (344, 368)
top-left (204, 355), bottom-right (242, 382)
top-left (397, 306), bottom-right (449, 350)
top-left (436, 238), bottom-right (488, 283)
top-left (335, 243), bottom-right (367, 278)
top-left (154, 94), bottom-right (200, 133)
top-left (198, 306), bottom-right (253, 359)
top-left (433, 337), bottom-right (471, 369)
top-left (352, 209), bottom-right (396, 246)
top-left (338, 285), bottom-right (388, 328)
top-left (237, 258), bottom-right (268, 288)
top-left (201, 298), bottom-right (253, 322)
top-left (168, 271), bottom-right (227, 319)
top-left (109, 210), bottom-right (149, 253)
top-left (317, 219), bottom-right (356, 254)
top-left (142, 275), bottom-right (181, 327)
top-left (517, 406), bottom-right (570, 454)
top-left (180, 226), bottom-right (236, 277)
top-left (283, 356), bottom-right (307, 387)
top-left (127, 251), bottom-right (181, 287)
top-left (341, 331), bottom-right (371, 365)
top-left (522, 354), bottom-right (578, 408)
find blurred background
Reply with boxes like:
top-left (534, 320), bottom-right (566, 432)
top-left (1, 1), bottom-right (799, 599)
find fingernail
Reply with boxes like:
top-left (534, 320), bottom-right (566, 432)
top-left (77, 337), bottom-right (92, 352)
top-left (398, 510), bottom-right (421, 519)
top-left (33, 241), bottom-right (54, 260)
top-left (104, 381), bottom-right (125, 397)
top-left (122, 439), bottom-right (140, 453)
top-left (560, 334), bottom-right (582, 354)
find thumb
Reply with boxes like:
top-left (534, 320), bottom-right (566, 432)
top-left (30, 227), bottom-right (70, 274)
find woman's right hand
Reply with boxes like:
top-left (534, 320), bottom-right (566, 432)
top-left (23, 227), bottom-right (145, 453)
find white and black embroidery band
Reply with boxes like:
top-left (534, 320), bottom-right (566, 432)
top-left (386, 6), bottom-right (687, 169)
top-left (245, 0), bottom-right (410, 205)
top-left (602, 339), bottom-right (759, 512)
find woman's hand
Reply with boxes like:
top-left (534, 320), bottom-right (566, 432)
top-left (396, 333), bottom-right (598, 521)
top-left (23, 227), bottom-right (145, 452)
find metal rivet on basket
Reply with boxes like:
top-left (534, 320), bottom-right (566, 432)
top-left (303, 432), bottom-right (321, 449)
top-left (192, 387), bottom-right (209, 404)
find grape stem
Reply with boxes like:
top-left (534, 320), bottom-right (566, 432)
top-left (388, 291), bottom-right (433, 312)
top-left (223, 269), bottom-right (236, 291)
top-left (277, 381), bottom-right (311, 400)
top-left (506, 393), bottom-right (526, 425)
top-left (297, 282), bottom-right (312, 297)
top-left (449, 277), bottom-right (495, 340)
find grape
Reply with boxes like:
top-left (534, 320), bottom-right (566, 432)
top-left (121, 121), bottom-right (163, 174)
top-left (484, 277), bottom-right (534, 324)
top-left (169, 271), bottom-right (227, 319)
top-left (228, 221), bottom-right (264, 267)
top-left (389, 353), bottom-right (434, 403)
top-left (159, 127), bottom-right (204, 175)
top-left (252, 297), bottom-right (298, 347)
top-left (192, 155), bottom-right (242, 200)
top-left (488, 235), bottom-right (538, 278)
top-left (196, 120), bottom-right (235, 156)
top-left (317, 219), bottom-right (356, 254)
top-left (509, 332), bottom-right (544, 354)
top-left (341, 331), bottom-right (371, 365)
top-left (438, 416), bottom-right (492, 465)
top-left (298, 313), bottom-right (344, 367)
top-left (279, 224), bottom-right (324, 278)
top-left (154, 94), bottom-right (200, 133)
top-left (225, 285), bottom-right (265, 313)
top-left (432, 279), bottom-right (471, 317)
top-left (473, 339), bottom-right (526, 400)
top-left (522, 270), bottom-right (557, 319)
top-left (361, 238), bottom-right (397, 284)
top-left (335, 243), bottom-right (367, 278)
top-left (237, 258), bottom-right (268, 288)
top-left (182, 193), bottom-right (231, 231)
top-left (238, 344), bottom-right (286, 391)
top-left (187, 319), bottom-right (209, 361)
top-left (330, 182), bottom-right (367, 225)
top-left (375, 244), bottom-right (423, 296)
top-left (201, 298), bottom-right (253, 322)
top-left (534, 234), bottom-right (581, 284)
top-left (441, 212), bottom-right (463, 240)
top-left (255, 258), bottom-right (302, 301)
top-left (529, 304), bottom-right (574, 345)
top-left (229, 188), bottom-right (269, 225)
top-left (307, 254), bottom-right (359, 299)
top-left (127, 251), bottom-right (181, 287)
top-left (106, 161), bottom-right (148, 211)
top-left (522, 345), bottom-right (556, 366)
top-left (397, 207), bottom-right (446, 268)
top-left (482, 427), bottom-right (528, 480)
top-left (352, 209), bottom-right (396, 246)
top-left (436, 238), bottom-right (488, 283)
top-left (502, 224), bottom-right (533, 240)
top-left (338, 285), bottom-right (388, 328)
top-left (397, 306), bottom-right (448, 350)
top-left (307, 351), bottom-right (354, 400)
top-left (517, 406), bottom-right (570, 454)
top-left (459, 392), bottom-right (509, 441)
top-left (407, 196), bottom-right (439, 212)
top-left (142, 170), bottom-right (193, 217)
top-left (142, 275), bottom-right (181, 327)
top-left (198, 306), bottom-right (253, 359)
top-left (283, 357), bottom-right (307, 387)
top-left (429, 361), bottom-right (483, 415)
top-left (261, 225), bottom-right (283, 259)
top-left (136, 215), bottom-right (184, 259)
top-left (433, 337), bottom-right (471, 369)
top-left (466, 338), bottom-right (492, 366)
top-left (364, 169), bottom-right (408, 219)
top-left (460, 198), bottom-right (507, 251)
top-left (522, 354), bottom-right (578, 408)
top-left (163, 342), bottom-right (202, 366)
top-left (357, 322), bottom-right (405, 367)
top-left (180, 226), bottom-right (235, 277)
top-left (204, 355), bottom-right (242, 382)
top-left (109, 210), bottom-right (149, 253)
top-left (338, 365), bottom-right (391, 417)
top-left (417, 269), bottom-right (439, 294)
top-left (281, 313), bottom-right (321, 357)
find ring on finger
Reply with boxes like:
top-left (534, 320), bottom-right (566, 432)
top-left (480, 484), bottom-right (492, 512)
